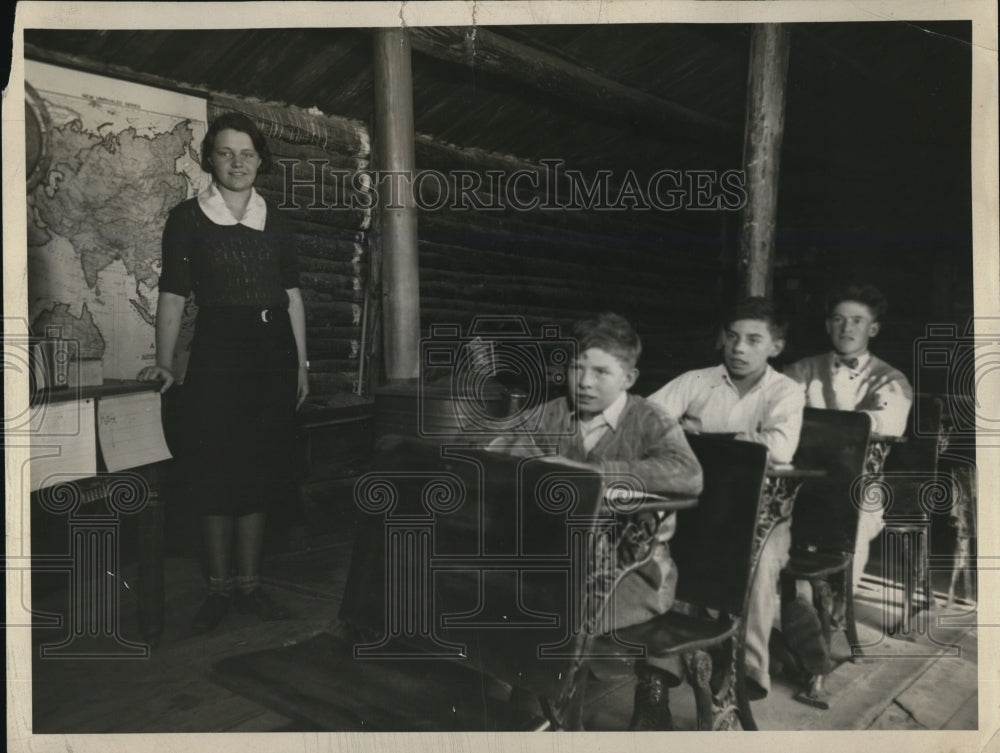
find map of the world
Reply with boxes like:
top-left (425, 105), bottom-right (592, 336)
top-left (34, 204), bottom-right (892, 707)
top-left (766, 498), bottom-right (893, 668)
top-left (26, 60), bottom-right (210, 381)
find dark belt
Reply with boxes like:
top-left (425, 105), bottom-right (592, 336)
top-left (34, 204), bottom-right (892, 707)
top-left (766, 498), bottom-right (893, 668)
top-left (199, 306), bottom-right (288, 324)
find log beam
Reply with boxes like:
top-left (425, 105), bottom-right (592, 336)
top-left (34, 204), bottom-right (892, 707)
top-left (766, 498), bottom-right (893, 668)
top-left (373, 29), bottom-right (421, 381)
top-left (739, 24), bottom-right (790, 298)
top-left (408, 26), bottom-right (737, 138)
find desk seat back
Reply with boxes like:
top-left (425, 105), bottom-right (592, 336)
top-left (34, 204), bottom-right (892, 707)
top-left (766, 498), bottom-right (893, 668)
top-left (672, 434), bottom-right (768, 617)
top-left (883, 396), bottom-right (943, 474)
top-left (790, 408), bottom-right (872, 554)
top-left (339, 434), bottom-right (605, 700)
top-left (882, 396), bottom-right (944, 520)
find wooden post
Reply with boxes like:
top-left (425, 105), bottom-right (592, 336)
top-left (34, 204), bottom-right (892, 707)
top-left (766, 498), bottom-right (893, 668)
top-left (373, 29), bottom-right (420, 380)
top-left (739, 24), bottom-right (790, 298)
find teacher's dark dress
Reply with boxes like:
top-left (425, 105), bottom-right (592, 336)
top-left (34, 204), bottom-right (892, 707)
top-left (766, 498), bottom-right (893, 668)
top-left (158, 196), bottom-right (299, 515)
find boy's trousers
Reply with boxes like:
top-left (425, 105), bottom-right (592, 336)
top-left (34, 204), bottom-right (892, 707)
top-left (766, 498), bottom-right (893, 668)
top-left (604, 540), bottom-right (683, 681)
top-left (852, 506), bottom-right (884, 588)
top-left (744, 520), bottom-right (792, 694)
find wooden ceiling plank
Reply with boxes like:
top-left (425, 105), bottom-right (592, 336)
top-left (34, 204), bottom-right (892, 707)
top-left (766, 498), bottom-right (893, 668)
top-left (407, 26), bottom-right (737, 137)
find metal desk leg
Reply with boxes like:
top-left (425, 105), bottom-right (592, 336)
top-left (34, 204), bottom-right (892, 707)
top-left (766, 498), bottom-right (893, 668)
top-left (137, 463), bottom-right (165, 647)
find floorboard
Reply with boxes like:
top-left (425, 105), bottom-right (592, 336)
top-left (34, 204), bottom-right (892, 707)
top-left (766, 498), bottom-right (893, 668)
top-left (27, 543), bottom-right (980, 734)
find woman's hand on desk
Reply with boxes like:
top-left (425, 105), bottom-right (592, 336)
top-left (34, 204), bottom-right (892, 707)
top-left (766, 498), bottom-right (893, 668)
top-left (137, 365), bottom-right (176, 393)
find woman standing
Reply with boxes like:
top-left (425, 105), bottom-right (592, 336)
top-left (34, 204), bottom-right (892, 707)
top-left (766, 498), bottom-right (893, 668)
top-left (139, 112), bottom-right (309, 633)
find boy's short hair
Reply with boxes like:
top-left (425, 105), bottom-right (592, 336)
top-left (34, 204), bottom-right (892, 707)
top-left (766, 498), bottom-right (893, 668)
top-left (825, 282), bottom-right (888, 322)
top-left (722, 296), bottom-right (788, 340)
top-left (573, 312), bottom-right (642, 369)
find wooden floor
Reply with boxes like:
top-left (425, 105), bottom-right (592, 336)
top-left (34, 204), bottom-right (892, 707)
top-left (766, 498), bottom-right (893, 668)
top-left (28, 527), bottom-right (979, 734)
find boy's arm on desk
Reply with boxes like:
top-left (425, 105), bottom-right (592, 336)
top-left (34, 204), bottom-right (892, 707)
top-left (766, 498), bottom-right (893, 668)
top-left (488, 408), bottom-right (703, 497)
top-left (597, 414), bottom-right (703, 498)
top-left (737, 380), bottom-right (806, 464)
top-left (485, 433), bottom-right (549, 458)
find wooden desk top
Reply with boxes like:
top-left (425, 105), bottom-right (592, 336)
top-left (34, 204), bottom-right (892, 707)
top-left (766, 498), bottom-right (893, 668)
top-left (766, 464), bottom-right (827, 479)
top-left (603, 488), bottom-right (699, 512)
top-left (33, 379), bottom-right (161, 406)
top-left (871, 433), bottom-right (908, 444)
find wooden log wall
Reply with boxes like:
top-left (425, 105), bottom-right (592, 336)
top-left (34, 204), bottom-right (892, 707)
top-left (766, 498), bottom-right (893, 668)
top-left (23, 45), bottom-right (375, 406)
top-left (413, 136), bottom-right (730, 395)
top-left (207, 96), bottom-right (373, 400)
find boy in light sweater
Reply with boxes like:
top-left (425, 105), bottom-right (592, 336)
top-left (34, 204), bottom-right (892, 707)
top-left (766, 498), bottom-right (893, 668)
top-left (784, 283), bottom-right (913, 587)
top-left (490, 312), bottom-right (703, 730)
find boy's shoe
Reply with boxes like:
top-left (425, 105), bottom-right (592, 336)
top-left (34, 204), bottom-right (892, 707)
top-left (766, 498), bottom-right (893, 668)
top-left (744, 677), bottom-right (769, 702)
top-left (191, 593), bottom-right (231, 634)
top-left (769, 628), bottom-right (808, 685)
top-left (781, 597), bottom-right (833, 676)
top-left (629, 665), bottom-right (674, 730)
top-left (233, 587), bottom-right (292, 621)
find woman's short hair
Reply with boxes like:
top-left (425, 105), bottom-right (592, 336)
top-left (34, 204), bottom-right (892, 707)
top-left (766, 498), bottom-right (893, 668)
top-left (825, 283), bottom-right (888, 322)
top-left (200, 112), bottom-right (272, 174)
top-left (573, 312), bottom-right (642, 369)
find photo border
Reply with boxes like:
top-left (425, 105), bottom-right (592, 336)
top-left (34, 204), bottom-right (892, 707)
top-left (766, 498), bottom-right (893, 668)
top-left (5, 2), bottom-right (998, 752)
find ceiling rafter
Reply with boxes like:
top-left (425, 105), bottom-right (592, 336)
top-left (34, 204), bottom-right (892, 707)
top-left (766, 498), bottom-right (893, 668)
top-left (406, 26), bottom-right (739, 139)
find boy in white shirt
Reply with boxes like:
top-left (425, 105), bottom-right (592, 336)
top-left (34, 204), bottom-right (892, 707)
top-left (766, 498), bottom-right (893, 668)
top-left (648, 297), bottom-right (805, 700)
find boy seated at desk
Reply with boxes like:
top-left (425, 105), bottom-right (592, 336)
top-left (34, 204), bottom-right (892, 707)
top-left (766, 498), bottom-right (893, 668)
top-left (785, 282), bottom-right (913, 590)
top-left (489, 312), bottom-right (703, 730)
top-left (646, 296), bottom-right (805, 701)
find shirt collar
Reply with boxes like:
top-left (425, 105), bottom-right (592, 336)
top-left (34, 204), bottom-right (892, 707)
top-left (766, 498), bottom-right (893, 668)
top-left (715, 363), bottom-right (775, 395)
top-left (198, 182), bottom-right (267, 230)
top-left (576, 391), bottom-right (628, 431)
top-left (601, 391), bottom-right (629, 431)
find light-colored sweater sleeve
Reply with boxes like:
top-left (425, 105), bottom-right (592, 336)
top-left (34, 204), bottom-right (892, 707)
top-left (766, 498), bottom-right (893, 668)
top-left (863, 371), bottom-right (913, 436)
top-left (783, 357), bottom-right (810, 387)
top-left (596, 405), bottom-right (704, 497)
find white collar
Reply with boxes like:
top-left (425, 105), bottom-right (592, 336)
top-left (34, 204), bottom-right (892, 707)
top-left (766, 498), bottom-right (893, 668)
top-left (715, 362), bottom-right (774, 396)
top-left (197, 182), bottom-right (267, 230)
top-left (578, 391), bottom-right (628, 431)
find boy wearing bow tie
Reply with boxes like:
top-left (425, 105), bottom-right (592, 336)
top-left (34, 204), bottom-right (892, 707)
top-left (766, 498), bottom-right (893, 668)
top-left (785, 284), bottom-right (913, 437)
top-left (784, 283), bottom-right (913, 589)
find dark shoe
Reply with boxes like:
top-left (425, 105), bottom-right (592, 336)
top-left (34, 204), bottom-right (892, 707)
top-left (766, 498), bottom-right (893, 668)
top-left (192, 593), bottom-right (230, 634)
top-left (233, 587), bottom-right (291, 620)
top-left (830, 594), bottom-right (847, 629)
top-left (744, 676), bottom-right (769, 701)
top-left (629, 665), bottom-right (674, 730)
top-left (769, 628), bottom-right (808, 685)
top-left (781, 597), bottom-right (833, 676)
